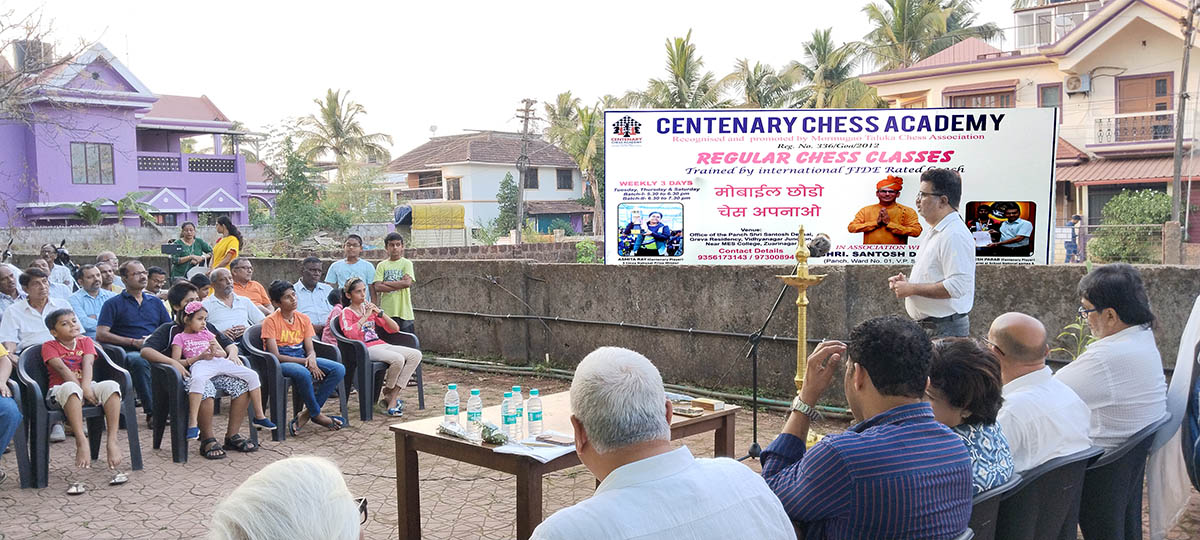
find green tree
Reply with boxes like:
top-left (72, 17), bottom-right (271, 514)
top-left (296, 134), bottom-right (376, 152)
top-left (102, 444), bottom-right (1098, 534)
top-left (789, 29), bottom-right (885, 109)
top-left (625, 30), bottom-right (732, 109)
top-left (297, 89), bottom-right (393, 170)
top-left (324, 165), bottom-right (392, 224)
top-left (546, 102), bottom-right (606, 236)
top-left (863, 0), bottom-right (1000, 71)
top-left (1087, 189), bottom-right (1172, 263)
top-left (721, 59), bottom-right (804, 108)
top-left (494, 172), bottom-right (519, 234)
top-left (271, 137), bottom-right (326, 242)
top-left (543, 91), bottom-right (581, 145)
top-left (54, 198), bottom-right (107, 225)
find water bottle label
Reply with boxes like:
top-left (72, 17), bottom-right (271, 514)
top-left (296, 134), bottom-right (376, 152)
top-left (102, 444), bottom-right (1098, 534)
top-left (503, 414), bottom-right (517, 425)
top-left (445, 406), bottom-right (459, 416)
top-left (528, 411), bottom-right (542, 422)
top-left (467, 411), bottom-right (481, 422)
top-left (517, 406), bottom-right (524, 416)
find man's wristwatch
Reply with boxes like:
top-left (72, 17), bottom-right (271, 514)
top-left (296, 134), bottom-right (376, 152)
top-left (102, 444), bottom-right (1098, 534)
top-left (791, 395), bottom-right (821, 421)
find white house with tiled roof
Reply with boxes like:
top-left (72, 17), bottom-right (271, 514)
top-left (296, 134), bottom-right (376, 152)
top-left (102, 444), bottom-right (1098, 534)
top-left (383, 130), bottom-right (585, 237)
top-left (861, 0), bottom-right (1200, 256)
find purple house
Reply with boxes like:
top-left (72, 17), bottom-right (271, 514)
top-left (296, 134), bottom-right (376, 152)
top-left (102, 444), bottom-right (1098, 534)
top-left (0, 42), bottom-right (262, 227)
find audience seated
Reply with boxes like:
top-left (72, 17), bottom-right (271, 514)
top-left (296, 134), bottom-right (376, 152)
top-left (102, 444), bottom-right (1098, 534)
top-left (96, 261), bottom-right (171, 422)
top-left (322, 288), bottom-right (343, 345)
top-left (0, 342), bottom-right (20, 486)
top-left (988, 312), bottom-right (1092, 472)
top-left (96, 252), bottom-right (123, 291)
top-left (209, 455), bottom-right (363, 540)
top-left (294, 256), bottom-right (333, 336)
top-left (927, 338), bottom-right (1015, 494)
top-left (189, 272), bottom-right (212, 301)
top-left (203, 268), bottom-right (265, 344)
top-left (0, 268), bottom-right (72, 353)
top-left (27, 260), bottom-right (71, 300)
top-left (68, 264), bottom-right (115, 339)
top-left (39, 243), bottom-right (75, 292)
top-left (229, 258), bottom-right (272, 316)
top-left (0, 265), bottom-right (25, 324)
top-left (761, 315), bottom-right (971, 539)
top-left (261, 280), bottom-right (346, 434)
top-left (337, 277), bottom-right (421, 417)
top-left (531, 347), bottom-right (793, 539)
top-left (140, 282), bottom-right (257, 460)
top-left (41, 308), bottom-right (127, 494)
top-left (1054, 263), bottom-right (1167, 450)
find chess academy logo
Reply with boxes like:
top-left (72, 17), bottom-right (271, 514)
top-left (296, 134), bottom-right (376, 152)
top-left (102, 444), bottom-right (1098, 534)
top-left (610, 115), bottom-right (642, 146)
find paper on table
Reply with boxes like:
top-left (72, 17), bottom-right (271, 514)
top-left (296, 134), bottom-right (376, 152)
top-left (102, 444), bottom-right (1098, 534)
top-left (492, 431), bottom-right (576, 463)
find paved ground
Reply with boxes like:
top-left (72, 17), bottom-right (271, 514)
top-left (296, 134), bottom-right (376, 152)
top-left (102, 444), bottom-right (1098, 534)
top-left (1, 364), bottom-right (1197, 539)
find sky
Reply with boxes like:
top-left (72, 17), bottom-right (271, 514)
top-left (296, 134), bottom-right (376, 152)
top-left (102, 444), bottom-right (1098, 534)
top-left (7, 0), bottom-right (1017, 157)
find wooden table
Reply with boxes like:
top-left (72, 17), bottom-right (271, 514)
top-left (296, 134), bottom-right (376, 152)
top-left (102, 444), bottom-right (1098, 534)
top-left (390, 391), bottom-right (739, 539)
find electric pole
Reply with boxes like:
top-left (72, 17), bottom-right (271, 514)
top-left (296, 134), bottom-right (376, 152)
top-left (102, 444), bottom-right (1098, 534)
top-left (515, 98), bottom-right (538, 245)
top-left (1172, 0), bottom-right (1197, 223)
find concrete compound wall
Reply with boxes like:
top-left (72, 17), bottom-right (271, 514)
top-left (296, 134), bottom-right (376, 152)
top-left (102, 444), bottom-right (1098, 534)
top-left (31, 252), bottom-right (1200, 402)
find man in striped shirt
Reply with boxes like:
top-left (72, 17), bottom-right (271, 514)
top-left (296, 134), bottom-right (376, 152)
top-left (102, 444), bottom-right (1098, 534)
top-left (762, 315), bottom-right (973, 539)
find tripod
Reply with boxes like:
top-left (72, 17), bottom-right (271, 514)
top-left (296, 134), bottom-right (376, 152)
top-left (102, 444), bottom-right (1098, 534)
top-left (739, 263), bottom-right (797, 462)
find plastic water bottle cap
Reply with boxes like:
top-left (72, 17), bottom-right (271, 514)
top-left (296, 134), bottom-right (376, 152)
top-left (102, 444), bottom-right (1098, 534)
top-left (513, 386), bottom-right (521, 392)
top-left (470, 389), bottom-right (480, 395)
top-left (504, 392), bottom-right (513, 398)
top-left (530, 389), bottom-right (539, 396)
top-left (448, 383), bottom-right (457, 390)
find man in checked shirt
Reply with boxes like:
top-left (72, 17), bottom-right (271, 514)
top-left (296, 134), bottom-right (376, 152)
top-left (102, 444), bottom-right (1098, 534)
top-left (761, 315), bottom-right (973, 539)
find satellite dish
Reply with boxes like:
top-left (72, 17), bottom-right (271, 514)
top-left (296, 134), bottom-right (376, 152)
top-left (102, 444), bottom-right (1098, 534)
top-left (429, 125), bottom-right (438, 136)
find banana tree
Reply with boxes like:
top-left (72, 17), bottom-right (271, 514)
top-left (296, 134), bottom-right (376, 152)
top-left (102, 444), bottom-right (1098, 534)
top-left (53, 197), bottom-right (109, 225)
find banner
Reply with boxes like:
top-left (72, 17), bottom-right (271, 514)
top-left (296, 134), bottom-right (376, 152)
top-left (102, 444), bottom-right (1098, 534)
top-left (603, 108), bottom-right (1057, 265)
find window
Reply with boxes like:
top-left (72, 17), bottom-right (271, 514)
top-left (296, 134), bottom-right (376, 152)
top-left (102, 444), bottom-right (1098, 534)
top-left (1038, 84), bottom-right (1062, 123)
top-left (1156, 78), bottom-right (1169, 97)
top-left (901, 100), bottom-right (926, 109)
top-left (142, 213), bottom-right (178, 227)
top-left (446, 178), bottom-right (461, 201)
top-left (556, 169), bottom-right (573, 190)
top-left (71, 142), bottom-right (115, 184)
top-left (949, 92), bottom-right (1013, 108)
top-left (197, 211), bottom-right (231, 226)
top-left (523, 167), bottom-right (539, 189)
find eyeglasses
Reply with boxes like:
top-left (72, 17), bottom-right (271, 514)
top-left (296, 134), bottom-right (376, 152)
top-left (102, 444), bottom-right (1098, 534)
top-left (876, 189), bottom-right (899, 195)
top-left (356, 496), bottom-right (368, 524)
top-left (979, 337), bottom-right (1005, 357)
top-left (1078, 306), bottom-right (1100, 316)
top-left (915, 191), bottom-right (945, 200)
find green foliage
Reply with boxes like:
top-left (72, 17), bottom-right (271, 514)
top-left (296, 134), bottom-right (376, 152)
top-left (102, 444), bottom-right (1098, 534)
top-left (521, 224), bottom-right (551, 243)
top-left (248, 198), bottom-right (272, 225)
top-left (297, 89), bottom-right (393, 169)
top-left (1049, 315), bottom-right (1097, 362)
top-left (1087, 189), bottom-right (1172, 263)
top-left (495, 172), bottom-right (519, 234)
top-left (472, 218), bottom-right (503, 245)
top-left (325, 166), bottom-right (392, 224)
top-left (54, 198), bottom-right (107, 225)
top-left (547, 218), bottom-right (575, 235)
top-left (271, 137), bottom-right (329, 242)
top-left (863, 0), bottom-right (1001, 70)
top-left (575, 239), bottom-right (599, 263)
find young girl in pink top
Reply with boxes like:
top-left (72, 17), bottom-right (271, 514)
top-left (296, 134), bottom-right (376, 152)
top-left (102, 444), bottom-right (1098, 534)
top-left (171, 302), bottom-right (275, 440)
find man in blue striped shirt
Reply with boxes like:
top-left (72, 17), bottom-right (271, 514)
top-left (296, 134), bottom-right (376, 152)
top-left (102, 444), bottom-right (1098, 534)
top-left (762, 315), bottom-right (972, 539)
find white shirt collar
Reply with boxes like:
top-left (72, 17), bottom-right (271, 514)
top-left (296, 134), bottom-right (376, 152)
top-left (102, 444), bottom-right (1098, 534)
top-left (596, 446), bottom-right (694, 494)
top-left (932, 210), bottom-right (962, 233)
top-left (1003, 365), bottom-right (1053, 396)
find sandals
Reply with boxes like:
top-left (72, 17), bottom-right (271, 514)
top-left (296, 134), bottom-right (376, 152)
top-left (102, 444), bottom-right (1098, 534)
top-left (223, 434), bottom-right (258, 453)
top-left (109, 470), bottom-right (128, 485)
top-left (386, 399), bottom-right (404, 418)
top-left (66, 482), bottom-right (86, 495)
top-left (289, 418), bottom-right (301, 437)
top-left (200, 438), bottom-right (226, 460)
top-left (327, 416), bottom-right (346, 430)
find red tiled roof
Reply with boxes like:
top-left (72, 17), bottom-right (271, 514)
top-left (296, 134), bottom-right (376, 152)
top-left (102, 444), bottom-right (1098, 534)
top-left (1056, 137), bottom-right (1086, 161)
top-left (1056, 155), bottom-right (1199, 185)
top-left (911, 38), bottom-right (1003, 69)
top-left (386, 131), bottom-right (578, 173)
top-left (145, 94), bottom-right (230, 122)
top-left (245, 161), bottom-right (277, 183)
top-left (525, 200), bottom-right (594, 215)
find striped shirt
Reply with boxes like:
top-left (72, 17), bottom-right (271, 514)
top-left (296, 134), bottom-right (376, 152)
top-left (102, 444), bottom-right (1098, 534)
top-left (761, 402), bottom-right (972, 540)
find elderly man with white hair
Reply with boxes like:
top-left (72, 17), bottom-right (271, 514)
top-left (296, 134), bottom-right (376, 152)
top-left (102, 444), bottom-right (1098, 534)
top-left (209, 455), bottom-right (364, 540)
top-left (531, 347), bottom-right (793, 540)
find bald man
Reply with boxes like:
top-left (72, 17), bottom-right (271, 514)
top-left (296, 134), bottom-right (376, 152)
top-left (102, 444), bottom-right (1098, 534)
top-left (987, 313), bottom-right (1092, 471)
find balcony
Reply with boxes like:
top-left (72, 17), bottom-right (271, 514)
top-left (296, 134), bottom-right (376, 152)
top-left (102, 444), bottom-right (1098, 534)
top-left (137, 152), bottom-right (238, 174)
top-left (1011, 0), bottom-right (1103, 53)
top-left (397, 186), bottom-right (445, 201)
top-left (1089, 110), bottom-right (1193, 157)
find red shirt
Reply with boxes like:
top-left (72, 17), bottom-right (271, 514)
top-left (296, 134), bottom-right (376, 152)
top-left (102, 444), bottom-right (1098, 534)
top-left (41, 336), bottom-right (97, 388)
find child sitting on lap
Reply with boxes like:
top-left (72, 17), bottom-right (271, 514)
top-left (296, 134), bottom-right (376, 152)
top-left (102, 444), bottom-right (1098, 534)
top-left (170, 301), bottom-right (275, 440)
top-left (41, 309), bottom-right (126, 494)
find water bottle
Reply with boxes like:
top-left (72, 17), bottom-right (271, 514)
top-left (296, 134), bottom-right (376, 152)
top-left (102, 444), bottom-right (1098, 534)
top-left (466, 389), bottom-right (483, 437)
top-left (443, 384), bottom-right (460, 426)
top-left (501, 391), bottom-right (518, 440)
top-left (526, 389), bottom-right (543, 437)
top-left (512, 386), bottom-right (525, 439)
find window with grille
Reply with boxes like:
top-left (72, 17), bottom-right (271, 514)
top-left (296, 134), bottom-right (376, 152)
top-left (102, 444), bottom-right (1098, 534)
top-left (523, 167), bottom-right (539, 189)
top-left (556, 169), bottom-right (573, 190)
top-left (949, 92), bottom-right (1013, 108)
top-left (446, 178), bottom-right (461, 200)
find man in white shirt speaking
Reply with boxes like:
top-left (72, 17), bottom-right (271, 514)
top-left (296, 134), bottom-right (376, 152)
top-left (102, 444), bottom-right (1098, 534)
top-left (531, 347), bottom-right (793, 540)
top-left (988, 312), bottom-right (1092, 471)
top-left (888, 168), bottom-right (976, 338)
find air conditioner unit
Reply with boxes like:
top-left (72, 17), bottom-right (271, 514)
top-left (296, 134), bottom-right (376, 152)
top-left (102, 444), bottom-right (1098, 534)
top-left (1065, 74), bottom-right (1091, 94)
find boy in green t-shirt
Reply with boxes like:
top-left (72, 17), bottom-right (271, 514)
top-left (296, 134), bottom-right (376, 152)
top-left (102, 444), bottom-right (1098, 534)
top-left (372, 232), bottom-right (415, 335)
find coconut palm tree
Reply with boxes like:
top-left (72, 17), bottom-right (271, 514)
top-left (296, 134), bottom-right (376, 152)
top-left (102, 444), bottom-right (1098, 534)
top-left (625, 30), bottom-right (732, 109)
top-left (788, 29), bottom-right (885, 109)
top-left (297, 89), bottom-right (393, 170)
top-left (721, 59), bottom-right (805, 108)
top-left (863, 0), bottom-right (1000, 71)
top-left (543, 91), bottom-right (581, 145)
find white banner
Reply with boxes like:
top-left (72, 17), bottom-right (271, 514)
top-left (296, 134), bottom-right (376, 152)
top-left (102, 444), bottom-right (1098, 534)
top-left (603, 108), bottom-right (1057, 265)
